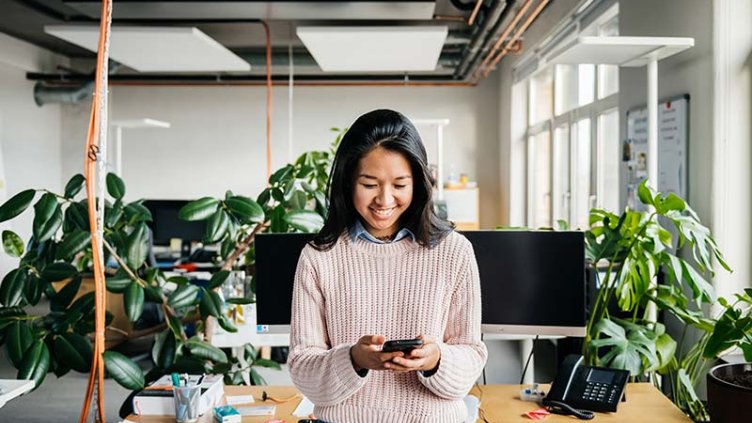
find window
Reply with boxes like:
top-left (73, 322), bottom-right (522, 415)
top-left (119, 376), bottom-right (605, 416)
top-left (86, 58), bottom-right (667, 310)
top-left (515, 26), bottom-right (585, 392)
top-left (522, 4), bottom-right (619, 230)
top-left (529, 131), bottom-right (552, 228)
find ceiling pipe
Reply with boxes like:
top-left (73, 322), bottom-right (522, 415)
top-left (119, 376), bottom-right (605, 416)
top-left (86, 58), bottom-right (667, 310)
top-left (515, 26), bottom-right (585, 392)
top-left (472, 0), bottom-right (535, 79)
top-left (33, 80), bottom-right (93, 106)
top-left (481, 0), bottom-right (551, 78)
top-left (453, 0), bottom-right (509, 79)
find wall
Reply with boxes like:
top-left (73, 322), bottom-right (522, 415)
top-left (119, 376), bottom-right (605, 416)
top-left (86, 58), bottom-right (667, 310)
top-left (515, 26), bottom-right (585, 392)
top-left (61, 75), bottom-right (503, 228)
top-left (710, 0), bottom-right (752, 311)
top-left (0, 33), bottom-right (65, 276)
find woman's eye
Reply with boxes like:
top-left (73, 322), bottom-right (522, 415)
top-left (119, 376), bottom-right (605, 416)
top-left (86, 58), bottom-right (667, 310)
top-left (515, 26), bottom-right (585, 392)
top-left (395, 185), bottom-right (407, 189)
top-left (362, 184), bottom-right (377, 189)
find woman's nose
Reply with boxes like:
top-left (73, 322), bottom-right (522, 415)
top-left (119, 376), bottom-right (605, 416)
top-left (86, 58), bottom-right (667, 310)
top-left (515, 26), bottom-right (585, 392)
top-left (376, 187), bottom-right (393, 205)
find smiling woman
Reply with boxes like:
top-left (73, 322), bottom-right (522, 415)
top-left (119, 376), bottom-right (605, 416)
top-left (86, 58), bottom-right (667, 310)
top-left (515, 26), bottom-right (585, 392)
top-left (286, 109), bottom-right (488, 423)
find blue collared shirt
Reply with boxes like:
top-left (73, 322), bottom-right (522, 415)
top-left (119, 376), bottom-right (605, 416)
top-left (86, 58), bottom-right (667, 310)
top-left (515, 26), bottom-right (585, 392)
top-left (349, 219), bottom-right (415, 244)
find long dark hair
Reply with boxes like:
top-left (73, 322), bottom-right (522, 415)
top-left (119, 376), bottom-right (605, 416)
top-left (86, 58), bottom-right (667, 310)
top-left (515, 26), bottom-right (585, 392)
top-left (312, 109), bottom-right (453, 250)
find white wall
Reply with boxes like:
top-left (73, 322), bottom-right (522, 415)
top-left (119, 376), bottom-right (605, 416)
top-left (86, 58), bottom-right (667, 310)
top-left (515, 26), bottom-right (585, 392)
top-left (0, 34), bottom-right (66, 276)
top-left (61, 75), bottom-right (503, 228)
top-left (710, 0), bottom-right (752, 308)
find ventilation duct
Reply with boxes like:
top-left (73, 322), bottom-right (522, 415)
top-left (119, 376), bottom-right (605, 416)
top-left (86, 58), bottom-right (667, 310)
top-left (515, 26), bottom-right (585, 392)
top-left (33, 80), bottom-right (93, 106)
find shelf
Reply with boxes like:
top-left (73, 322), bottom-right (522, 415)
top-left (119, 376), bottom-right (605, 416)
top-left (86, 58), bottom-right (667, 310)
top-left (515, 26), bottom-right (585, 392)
top-left (547, 36), bottom-right (694, 67)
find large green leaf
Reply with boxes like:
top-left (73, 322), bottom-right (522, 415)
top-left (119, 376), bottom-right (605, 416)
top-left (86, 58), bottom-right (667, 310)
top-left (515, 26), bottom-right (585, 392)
top-left (151, 330), bottom-right (177, 369)
top-left (254, 358), bottom-right (282, 370)
top-left (38, 207), bottom-right (63, 243)
top-left (589, 317), bottom-right (657, 375)
top-left (18, 339), bottom-right (50, 389)
top-left (185, 339), bottom-right (227, 363)
top-left (66, 202), bottom-right (90, 231)
top-left (105, 272), bottom-right (133, 293)
top-left (105, 199), bottom-right (124, 228)
top-left (32, 193), bottom-right (59, 241)
top-left (64, 174), bottom-right (85, 199)
top-left (204, 209), bottom-right (229, 244)
top-left (2, 230), bottom-right (24, 257)
top-left (103, 350), bottom-right (144, 390)
top-left (56, 230), bottom-right (91, 260)
top-left (54, 332), bottom-right (92, 372)
top-left (51, 275), bottom-right (81, 311)
top-left (106, 173), bottom-right (126, 199)
top-left (199, 288), bottom-right (222, 319)
top-left (0, 268), bottom-right (27, 307)
top-left (217, 315), bottom-right (237, 333)
top-left (269, 164), bottom-right (294, 185)
top-left (167, 284), bottom-right (200, 309)
top-left (0, 189), bottom-right (36, 223)
top-left (126, 223), bottom-right (149, 270)
top-left (207, 271), bottom-right (230, 290)
top-left (6, 320), bottom-right (33, 368)
top-left (225, 196), bottom-right (265, 223)
top-left (124, 281), bottom-right (145, 322)
top-left (283, 209), bottom-right (324, 232)
top-left (178, 197), bottom-right (219, 221)
top-left (24, 274), bottom-right (44, 306)
top-left (123, 202), bottom-right (152, 224)
top-left (41, 262), bottom-right (78, 282)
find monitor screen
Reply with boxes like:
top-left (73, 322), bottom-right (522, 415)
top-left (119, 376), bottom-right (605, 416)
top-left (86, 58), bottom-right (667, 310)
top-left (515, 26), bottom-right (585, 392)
top-left (254, 231), bottom-right (586, 337)
top-left (255, 233), bottom-right (315, 333)
top-left (465, 231), bottom-right (586, 337)
top-left (142, 200), bottom-right (207, 246)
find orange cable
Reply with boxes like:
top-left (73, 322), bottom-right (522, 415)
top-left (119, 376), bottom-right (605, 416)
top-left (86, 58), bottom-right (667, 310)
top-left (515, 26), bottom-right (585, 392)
top-left (261, 20), bottom-right (272, 182)
top-left (79, 0), bottom-right (112, 422)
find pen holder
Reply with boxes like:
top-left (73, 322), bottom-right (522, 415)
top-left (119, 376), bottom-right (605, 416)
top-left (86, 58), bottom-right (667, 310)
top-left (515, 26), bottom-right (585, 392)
top-left (173, 385), bottom-right (201, 423)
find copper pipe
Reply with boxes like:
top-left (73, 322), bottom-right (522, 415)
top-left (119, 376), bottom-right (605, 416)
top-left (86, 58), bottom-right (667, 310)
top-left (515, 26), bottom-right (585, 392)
top-left (475, 0), bottom-right (535, 78)
top-left (433, 0), bottom-right (484, 26)
top-left (110, 81), bottom-right (476, 88)
top-left (434, 15), bottom-right (468, 23)
top-left (260, 20), bottom-right (272, 182)
top-left (467, 0), bottom-right (484, 25)
top-left (482, 0), bottom-right (550, 78)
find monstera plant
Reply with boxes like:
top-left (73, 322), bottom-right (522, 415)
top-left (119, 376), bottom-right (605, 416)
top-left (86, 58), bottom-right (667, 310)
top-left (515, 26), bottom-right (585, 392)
top-left (0, 128), bottom-right (342, 392)
top-left (583, 180), bottom-right (752, 421)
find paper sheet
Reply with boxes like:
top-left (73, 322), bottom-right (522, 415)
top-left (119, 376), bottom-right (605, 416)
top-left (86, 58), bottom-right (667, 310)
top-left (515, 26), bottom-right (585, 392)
top-left (292, 396), bottom-right (315, 416)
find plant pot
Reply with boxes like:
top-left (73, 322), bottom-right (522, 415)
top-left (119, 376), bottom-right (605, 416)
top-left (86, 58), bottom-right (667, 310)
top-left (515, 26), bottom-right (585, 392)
top-left (707, 362), bottom-right (752, 423)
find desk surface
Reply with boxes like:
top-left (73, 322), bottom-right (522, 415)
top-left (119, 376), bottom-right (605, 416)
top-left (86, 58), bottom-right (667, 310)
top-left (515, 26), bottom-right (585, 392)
top-left (126, 383), bottom-right (691, 423)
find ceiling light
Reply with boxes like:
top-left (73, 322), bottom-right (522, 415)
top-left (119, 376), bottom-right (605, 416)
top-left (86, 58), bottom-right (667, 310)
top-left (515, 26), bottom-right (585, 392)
top-left (297, 26), bottom-right (448, 72)
top-left (44, 26), bottom-right (250, 72)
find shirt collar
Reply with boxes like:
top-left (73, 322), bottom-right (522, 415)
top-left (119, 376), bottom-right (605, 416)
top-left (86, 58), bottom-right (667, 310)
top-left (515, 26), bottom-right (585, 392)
top-left (349, 219), bottom-right (415, 244)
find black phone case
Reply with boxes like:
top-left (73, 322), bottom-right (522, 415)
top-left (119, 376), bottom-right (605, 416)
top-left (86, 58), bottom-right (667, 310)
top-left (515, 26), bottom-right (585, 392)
top-left (382, 339), bottom-right (423, 352)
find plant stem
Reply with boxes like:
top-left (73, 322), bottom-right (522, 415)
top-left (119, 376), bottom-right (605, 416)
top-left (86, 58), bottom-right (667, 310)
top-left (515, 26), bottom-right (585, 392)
top-left (220, 221), bottom-right (269, 272)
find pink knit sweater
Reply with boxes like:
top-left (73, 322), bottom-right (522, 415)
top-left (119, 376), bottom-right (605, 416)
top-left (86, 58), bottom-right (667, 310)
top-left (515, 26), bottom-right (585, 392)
top-left (288, 231), bottom-right (488, 423)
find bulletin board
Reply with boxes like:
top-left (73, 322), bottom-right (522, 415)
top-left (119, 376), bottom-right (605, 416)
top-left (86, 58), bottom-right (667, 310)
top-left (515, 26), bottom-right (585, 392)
top-left (624, 94), bottom-right (689, 211)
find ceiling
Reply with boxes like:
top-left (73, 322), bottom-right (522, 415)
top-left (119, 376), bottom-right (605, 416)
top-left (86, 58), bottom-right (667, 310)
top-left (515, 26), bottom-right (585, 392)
top-left (1, 0), bottom-right (552, 85)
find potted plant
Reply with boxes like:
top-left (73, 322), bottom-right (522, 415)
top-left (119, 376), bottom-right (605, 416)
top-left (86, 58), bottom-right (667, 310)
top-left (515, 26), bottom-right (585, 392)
top-left (0, 128), bottom-right (342, 394)
top-left (583, 180), bottom-right (736, 421)
top-left (704, 289), bottom-right (752, 423)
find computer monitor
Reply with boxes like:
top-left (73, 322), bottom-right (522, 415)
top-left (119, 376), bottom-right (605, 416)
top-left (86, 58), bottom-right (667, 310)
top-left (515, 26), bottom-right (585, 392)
top-left (255, 233), bottom-right (316, 333)
top-left (465, 231), bottom-right (586, 337)
top-left (254, 231), bottom-right (586, 337)
top-left (142, 200), bottom-right (207, 249)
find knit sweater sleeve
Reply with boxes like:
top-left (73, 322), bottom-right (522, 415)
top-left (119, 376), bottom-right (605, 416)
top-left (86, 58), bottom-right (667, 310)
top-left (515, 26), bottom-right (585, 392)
top-left (287, 247), bottom-right (369, 406)
top-left (418, 240), bottom-right (488, 399)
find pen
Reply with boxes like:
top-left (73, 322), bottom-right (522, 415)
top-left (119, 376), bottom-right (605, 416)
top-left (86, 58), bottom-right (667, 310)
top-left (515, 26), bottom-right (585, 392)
top-left (171, 372), bottom-right (181, 387)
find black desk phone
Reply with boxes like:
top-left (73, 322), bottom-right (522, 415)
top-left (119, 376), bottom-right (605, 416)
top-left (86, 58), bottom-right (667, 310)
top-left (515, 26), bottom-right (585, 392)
top-left (542, 354), bottom-right (630, 420)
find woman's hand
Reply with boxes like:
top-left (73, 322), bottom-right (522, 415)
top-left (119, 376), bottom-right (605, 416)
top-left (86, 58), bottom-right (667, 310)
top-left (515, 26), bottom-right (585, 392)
top-left (350, 335), bottom-right (404, 372)
top-left (384, 335), bottom-right (441, 373)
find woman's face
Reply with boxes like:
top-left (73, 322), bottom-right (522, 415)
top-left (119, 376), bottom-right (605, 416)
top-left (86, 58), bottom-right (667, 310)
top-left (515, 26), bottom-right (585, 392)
top-left (352, 146), bottom-right (414, 238)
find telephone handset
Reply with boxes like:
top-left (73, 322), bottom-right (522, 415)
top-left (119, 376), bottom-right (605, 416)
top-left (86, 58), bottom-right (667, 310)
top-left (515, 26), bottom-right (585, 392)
top-left (542, 354), bottom-right (629, 420)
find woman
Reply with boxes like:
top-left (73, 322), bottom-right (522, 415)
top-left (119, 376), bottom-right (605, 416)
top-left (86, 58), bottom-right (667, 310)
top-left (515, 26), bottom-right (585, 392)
top-left (287, 109), bottom-right (487, 423)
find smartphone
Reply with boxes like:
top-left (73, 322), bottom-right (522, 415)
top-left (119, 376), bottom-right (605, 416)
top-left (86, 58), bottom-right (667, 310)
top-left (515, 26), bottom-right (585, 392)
top-left (382, 338), bottom-right (424, 353)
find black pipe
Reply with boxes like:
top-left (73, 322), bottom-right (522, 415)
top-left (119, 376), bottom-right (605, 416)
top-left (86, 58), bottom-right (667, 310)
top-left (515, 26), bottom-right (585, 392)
top-left (450, 0), bottom-right (482, 11)
top-left (454, 0), bottom-right (509, 79)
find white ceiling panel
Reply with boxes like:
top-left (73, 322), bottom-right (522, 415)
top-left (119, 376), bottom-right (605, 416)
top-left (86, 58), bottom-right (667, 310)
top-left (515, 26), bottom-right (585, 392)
top-left (45, 25), bottom-right (251, 72)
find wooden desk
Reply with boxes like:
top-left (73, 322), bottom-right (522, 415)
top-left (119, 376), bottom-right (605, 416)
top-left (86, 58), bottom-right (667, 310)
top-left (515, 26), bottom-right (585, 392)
top-left (126, 383), bottom-right (691, 422)
top-left (470, 384), bottom-right (691, 423)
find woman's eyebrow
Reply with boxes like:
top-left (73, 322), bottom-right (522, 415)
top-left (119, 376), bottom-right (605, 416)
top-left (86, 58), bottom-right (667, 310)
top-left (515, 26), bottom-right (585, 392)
top-left (358, 174), bottom-right (412, 180)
